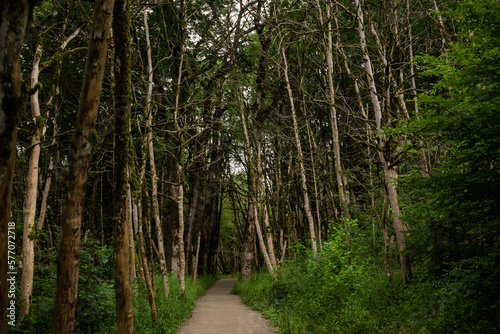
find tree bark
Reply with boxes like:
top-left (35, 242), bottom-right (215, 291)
top-left (192, 233), bottom-right (201, 285)
top-left (0, 1), bottom-right (30, 332)
top-left (315, 0), bottom-right (351, 220)
top-left (143, 8), bottom-right (169, 299)
top-left (354, 0), bottom-right (410, 282)
top-left (173, 19), bottom-right (186, 294)
top-left (20, 36), bottom-right (43, 322)
top-left (133, 198), bottom-right (158, 323)
top-left (113, 0), bottom-right (134, 331)
top-left (52, 1), bottom-right (115, 332)
top-left (281, 48), bottom-right (318, 254)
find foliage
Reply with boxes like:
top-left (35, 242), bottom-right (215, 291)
top-left (400, 0), bottom-right (500, 324)
top-left (133, 274), bottom-right (217, 334)
top-left (11, 235), bottom-right (216, 333)
top-left (235, 223), bottom-right (500, 333)
top-left (407, 0), bottom-right (500, 263)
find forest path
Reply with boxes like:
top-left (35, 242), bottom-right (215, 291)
top-left (176, 278), bottom-right (277, 334)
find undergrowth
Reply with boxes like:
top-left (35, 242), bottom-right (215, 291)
top-left (12, 240), bottom-right (216, 333)
top-left (234, 221), bottom-right (499, 333)
top-left (134, 274), bottom-right (217, 334)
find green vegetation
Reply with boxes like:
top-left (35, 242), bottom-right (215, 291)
top-left (12, 238), bottom-right (216, 334)
top-left (134, 274), bottom-right (217, 334)
top-left (235, 2), bottom-right (500, 333)
top-left (234, 221), bottom-right (498, 333)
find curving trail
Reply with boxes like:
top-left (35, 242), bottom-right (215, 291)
top-left (177, 278), bottom-right (277, 334)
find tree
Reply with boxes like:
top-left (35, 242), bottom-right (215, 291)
top-left (143, 7), bottom-right (170, 299)
top-left (112, 0), bottom-right (134, 331)
top-left (51, 1), bottom-right (115, 332)
top-left (0, 1), bottom-right (31, 332)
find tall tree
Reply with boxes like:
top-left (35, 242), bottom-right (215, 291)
top-left (353, 0), bottom-right (410, 282)
top-left (0, 1), bottom-right (31, 332)
top-left (143, 7), bottom-right (170, 299)
top-left (314, 0), bottom-right (351, 220)
top-left (51, 0), bottom-right (115, 332)
top-left (280, 41), bottom-right (318, 254)
top-left (113, 0), bottom-right (134, 331)
top-left (19, 32), bottom-right (43, 323)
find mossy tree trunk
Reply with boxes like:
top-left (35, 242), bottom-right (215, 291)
top-left (51, 1), bottom-right (115, 332)
top-left (0, 1), bottom-right (30, 332)
top-left (113, 0), bottom-right (134, 332)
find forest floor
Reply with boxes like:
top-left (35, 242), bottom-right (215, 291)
top-left (176, 278), bottom-right (277, 334)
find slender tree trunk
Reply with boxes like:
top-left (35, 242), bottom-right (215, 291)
top-left (113, 0), bottom-right (134, 331)
top-left (431, 0), bottom-right (447, 52)
top-left (306, 120), bottom-right (323, 250)
top-left (133, 198), bottom-right (158, 323)
top-left (52, 1), bottom-right (115, 332)
top-left (177, 179), bottom-right (186, 295)
top-left (20, 37), bottom-right (43, 322)
top-left (253, 0), bottom-right (277, 270)
top-left (127, 183), bottom-right (136, 283)
top-left (185, 172), bottom-right (200, 274)
top-left (0, 1), bottom-right (30, 332)
top-left (173, 23), bottom-right (186, 295)
top-left (37, 24), bottom-right (84, 234)
top-left (354, 0), bottom-right (410, 282)
top-left (381, 187), bottom-right (393, 282)
top-left (144, 8), bottom-right (169, 299)
top-left (192, 233), bottom-right (201, 285)
top-left (315, 0), bottom-right (351, 220)
top-left (281, 48), bottom-right (317, 254)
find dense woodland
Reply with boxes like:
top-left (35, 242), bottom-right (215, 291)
top-left (0, 0), bottom-right (499, 332)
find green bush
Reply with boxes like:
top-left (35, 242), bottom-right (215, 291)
top-left (235, 220), bottom-right (500, 333)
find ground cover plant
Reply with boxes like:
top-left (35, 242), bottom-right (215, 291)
top-left (10, 239), bottom-right (216, 334)
top-left (234, 222), bottom-right (499, 333)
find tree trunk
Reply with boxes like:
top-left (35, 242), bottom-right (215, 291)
top-left (233, 67), bottom-right (274, 275)
top-left (0, 1), bottom-right (30, 332)
top-left (112, 0), bottom-right (134, 331)
top-left (20, 37), bottom-right (43, 322)
top-left (354, 0), bottom-right (410, 283)
top-left (173, 27), bottom-right (186, 295)
top-left (381, 187), bottom-right (393, 282)
top-left (133, 198), bottom-right (158, 323)
top-left (52, 1), bottom-right (115, 332)
top-left (315, 0), bottom-right (351, 220)
top-left (193, 233), bottom-right (201, 285)
top-left (177, 179), bottom-right (186, 295)
top-left (253, 0), bottom-right (277, 270)
top-left (127, 183), bottom-right (136, 283)
top-left (306, 120), bottom-right (323, 250)
top-left (144, 8), bottom-right (169, 299)
top-left (185, 172), bottom-right (200, 274)
top-left (281, 48), bottom-right (317, 254)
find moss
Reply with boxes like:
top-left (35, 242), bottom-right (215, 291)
top-left (35, 115), bottom-right (46, 130)
top-left (130, 164), bottom-right (139, 198)
top-left (89, 129), bottom-right (99, 145)
top-left (40, 47), bottom-right (87, 69)
top-left (26, 82), bottom-right (42, 95)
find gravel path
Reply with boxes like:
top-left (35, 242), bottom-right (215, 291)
top-left (176, 278), bottom-right (277, 334)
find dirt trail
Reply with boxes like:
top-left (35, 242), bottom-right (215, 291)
top-left (176, 278), bottom-right (277, 334)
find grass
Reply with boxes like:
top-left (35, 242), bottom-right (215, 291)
top-left (133, 274), bottom-right (217, 334)
top-left (233, 242), bottom-right (500, 333)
